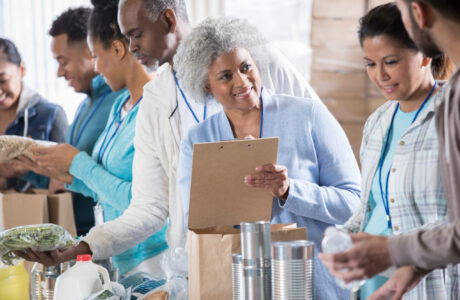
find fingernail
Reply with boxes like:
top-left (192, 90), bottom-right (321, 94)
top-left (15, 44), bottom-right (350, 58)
top-left (255, 167), bottom-right (261, 171)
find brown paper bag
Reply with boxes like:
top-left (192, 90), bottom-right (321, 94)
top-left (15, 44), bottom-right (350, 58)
top-left (0, 190), bottom-right (49, 229)
top-left (188, 224), bottom-right (307, 300)
top-left (31, 189), bottom-right (77, 237)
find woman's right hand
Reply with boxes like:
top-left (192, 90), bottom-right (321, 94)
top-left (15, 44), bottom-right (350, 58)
top-left (14, 242), bottom-right (92, 266)
top-left (14, 155), bottom-right (74, 184)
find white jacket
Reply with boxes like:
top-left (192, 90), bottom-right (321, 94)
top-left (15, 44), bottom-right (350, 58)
top-left (83, 48), bottom-right (320, 259)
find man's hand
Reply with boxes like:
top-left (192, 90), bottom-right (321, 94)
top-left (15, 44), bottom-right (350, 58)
top-left (319, 233), bottom-right (392, 282)
top-left (14, 242), bottom-right (92, 266)
top-left (0, 161), bottom-right (29, 178)
top-left (368, 266), bottom-right (424, 300)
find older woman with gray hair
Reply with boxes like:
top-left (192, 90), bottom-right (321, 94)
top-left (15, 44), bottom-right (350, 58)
top-left (176, 17), bottom-right (361, 300)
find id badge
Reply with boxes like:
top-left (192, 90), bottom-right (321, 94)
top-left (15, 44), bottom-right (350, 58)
top-left (93, 202), bottom-right (105, 225)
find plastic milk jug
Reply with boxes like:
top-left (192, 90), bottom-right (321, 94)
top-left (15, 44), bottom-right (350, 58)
top-left (0, 261), bottom-right (29, 300)
top-left (53, 254), bottom-right (111, 300)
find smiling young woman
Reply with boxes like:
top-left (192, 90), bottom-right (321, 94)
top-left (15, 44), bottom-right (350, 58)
top-left (341, 3), bottom-right (455, 299)
top-left (0, 38), bottom-right (68, 190)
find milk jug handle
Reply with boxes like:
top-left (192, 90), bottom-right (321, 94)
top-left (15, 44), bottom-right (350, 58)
top-left (96, 265), bottom-right (112, 292)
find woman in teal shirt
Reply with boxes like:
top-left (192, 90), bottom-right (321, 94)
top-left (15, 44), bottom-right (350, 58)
top-left (21, 0), bottom-right (168, 276)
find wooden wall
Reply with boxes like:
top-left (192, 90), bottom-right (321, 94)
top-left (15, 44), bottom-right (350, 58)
top-left (310, 0), bottom-right (391, 159)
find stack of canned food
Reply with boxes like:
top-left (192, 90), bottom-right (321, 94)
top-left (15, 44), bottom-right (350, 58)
top-left (232, 221), bottom-right (314, 300)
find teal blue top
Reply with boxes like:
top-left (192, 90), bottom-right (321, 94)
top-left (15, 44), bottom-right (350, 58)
top-left (67, 75), bottom-right (123, 153)
top-left (67, 75), bottom-right (125, 236)
top-left (67, 90), bottom-right (168, 275)
top-left (361, 99), bottom-right (431, 299)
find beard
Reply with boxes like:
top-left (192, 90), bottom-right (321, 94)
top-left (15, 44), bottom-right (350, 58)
top-left (409, 11), bottom-right (443, 58)
top-left (144, 59), bottom-right (159, 73)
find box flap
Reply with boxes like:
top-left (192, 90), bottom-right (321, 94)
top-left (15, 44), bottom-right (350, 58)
top-left (0, 192), bottom-right (48, 229)
top-left (188, 137), bottom-right (278, 230)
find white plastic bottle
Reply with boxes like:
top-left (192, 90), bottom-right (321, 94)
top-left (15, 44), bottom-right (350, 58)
top-left (53, 254), bottom-right (111, 300)
top-left (321, 227), bottom-right (365, 292)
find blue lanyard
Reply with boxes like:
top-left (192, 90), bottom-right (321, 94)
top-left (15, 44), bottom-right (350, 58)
top-left (378, 81), bottom-right (438, 230)
top-left (173, 73), bottom-right (207, 124)
top-left (70, 90), bottom-right (111, 146)
top-left (258, 91), bottom-right (264, 138)
top-left (97, 95), bottom-right (143, 164)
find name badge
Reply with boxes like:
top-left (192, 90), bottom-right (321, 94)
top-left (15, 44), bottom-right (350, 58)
top-left (93, 202), bottom-right (104, 226)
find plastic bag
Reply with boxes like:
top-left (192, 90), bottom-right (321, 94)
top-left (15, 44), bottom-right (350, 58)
top-left (0, 135), bottom-right (56, 163)
top-left (82, 289), bottom-right (119, 300)
top-left (0, 223), bottom-right (76, 266)
top-left (143, 247), bottom-right (188, 300)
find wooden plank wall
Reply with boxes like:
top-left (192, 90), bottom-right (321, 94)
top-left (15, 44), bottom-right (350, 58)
top-left (310, 0), bottom-right (391, 159)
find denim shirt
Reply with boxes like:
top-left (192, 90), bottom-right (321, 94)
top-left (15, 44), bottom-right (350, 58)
top-left (6, 85), bottom-right (68, 190)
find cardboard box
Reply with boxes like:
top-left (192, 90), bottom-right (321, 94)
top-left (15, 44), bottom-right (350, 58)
top-left (186, 138), bottom-right (308, 299)
top-left (0, 191), bottom-right (48, 229)
top-left (0, 189), bottom-right (76, 237)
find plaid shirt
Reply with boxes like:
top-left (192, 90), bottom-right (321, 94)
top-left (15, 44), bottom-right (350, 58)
top-left (344, 85), bottom-right (456, 299)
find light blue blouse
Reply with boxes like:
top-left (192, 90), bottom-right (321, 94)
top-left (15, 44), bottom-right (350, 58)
top-left (178, 90), bottom-right (361, 300)
top-left (67, 91), bottom-right (168, 275)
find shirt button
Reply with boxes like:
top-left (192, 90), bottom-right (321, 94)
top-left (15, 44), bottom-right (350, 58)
top-left (390, 198), bottom-right (395, 203)
top-left (392, 168), bottom-right (397, 173)
top-left (399, 140), bottom-right (405, 146)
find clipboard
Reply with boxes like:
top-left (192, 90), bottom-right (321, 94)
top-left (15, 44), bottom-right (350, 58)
top-left (188, 137), bottom-right (279, 229)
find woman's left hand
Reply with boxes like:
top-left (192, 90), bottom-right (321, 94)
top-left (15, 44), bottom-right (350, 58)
top-left (244, 164), bottom-right (290, 200)
top-left (29, 144), bottom-right (80, 172)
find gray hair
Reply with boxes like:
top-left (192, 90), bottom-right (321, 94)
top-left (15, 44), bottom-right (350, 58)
top-left (119, 0), bottom-right (188, 22)
top-left (173, 17), bottom-right (269, 104)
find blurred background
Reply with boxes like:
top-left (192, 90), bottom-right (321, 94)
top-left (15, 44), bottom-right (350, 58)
top-left (0, 0), bottom-right (391, 158)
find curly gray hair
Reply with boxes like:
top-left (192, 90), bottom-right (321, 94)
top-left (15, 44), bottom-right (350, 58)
top-left (173, 17), bottom-right (269, 104)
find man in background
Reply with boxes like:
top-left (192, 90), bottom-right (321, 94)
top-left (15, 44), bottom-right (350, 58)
top-left (47, 7), bottom-right (124, 236)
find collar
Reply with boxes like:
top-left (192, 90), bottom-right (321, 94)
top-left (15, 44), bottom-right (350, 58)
top-left (218, 88), bottom-right (270, 140)
top-left (143, 63), bottom-right (178, 112)
top-left (91, 74), bottom-right (111, 100)
top-left (16, 84), bottom-right (38, 116)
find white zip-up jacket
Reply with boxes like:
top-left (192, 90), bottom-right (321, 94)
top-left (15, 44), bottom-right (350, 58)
top-left (83, 47), bottom-right (320, 262)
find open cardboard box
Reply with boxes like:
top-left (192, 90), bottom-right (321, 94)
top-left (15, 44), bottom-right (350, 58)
top-left (187, 138), bottom-right (307, 299)
top-left (0, 189), bottom-right (77, 275)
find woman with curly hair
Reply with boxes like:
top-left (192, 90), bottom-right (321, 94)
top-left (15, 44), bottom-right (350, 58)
top-left (175, 17), bottom-right (361, 300)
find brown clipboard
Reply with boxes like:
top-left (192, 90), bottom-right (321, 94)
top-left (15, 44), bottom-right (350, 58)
top-left (188, 137), bottom-right (279, 229)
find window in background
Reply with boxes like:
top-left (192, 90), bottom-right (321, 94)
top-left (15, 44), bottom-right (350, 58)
top-left (187, 0), bottom-right (313, 81)
top-left (0, 0), bottom-right (91, 122)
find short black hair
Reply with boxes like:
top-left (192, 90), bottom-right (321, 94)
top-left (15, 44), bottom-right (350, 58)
top-left (89, 0), bottom-right (128, 49)
top-left (49, 7), bottom-right (92, 44)
top-left (0, 38), bottom-right (22, 66)
top-left (405, 0), bottom-right (460, 21)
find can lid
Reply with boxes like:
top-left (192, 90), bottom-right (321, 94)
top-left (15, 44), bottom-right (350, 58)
top-left (271, 240), bottom-right (314, 260)
top-left (77, 254), bottom-right (92, 262)
top-left (240, 221), bottom-right (270, 233)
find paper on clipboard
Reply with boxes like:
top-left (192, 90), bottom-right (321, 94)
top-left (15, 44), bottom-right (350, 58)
top-left (188, 137), bottom-right (279, 229)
